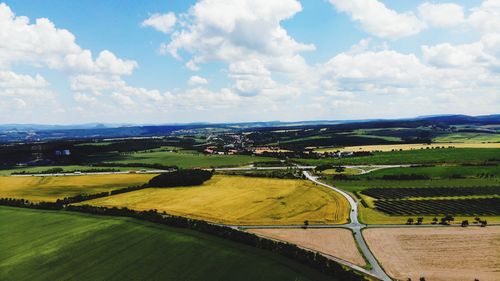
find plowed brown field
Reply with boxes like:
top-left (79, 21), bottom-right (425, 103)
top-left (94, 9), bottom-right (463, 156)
top-left (248, 228), bottom-right (365, 267)
top-left (364, 227), bottom-right (500, 281)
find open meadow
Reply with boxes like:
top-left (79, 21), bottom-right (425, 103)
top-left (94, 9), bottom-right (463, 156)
top-left (0, 165), bottom-right (149, 176)
top-left (90, 150), bottom-right (274, 168)
top-left (297, 148), bottom-right (500, 165)
top-left (363, 227), bottom-right (500, 281)
top-left (81, 175), bottom-right (349, 225)
top-left (0, 174), bottom-right (155, 202)
top-left (248, 228), bottom-right (365, 267)
top-left (0, 206), bottom-right (334, 281)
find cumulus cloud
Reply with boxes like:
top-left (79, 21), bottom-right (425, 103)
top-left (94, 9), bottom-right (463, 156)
top-left (418, 2), bottom-right (464, 28)
top-left (188, 75), bottom-right (208, 86)
top-left (329, 0), bottom-right (424, 39)
top-left (161, 0), bottom-right (314, 74)
top-left (0, 70), bottom-right (57, 113)
top-left (468, 0), bottom-right (500, 33)
top-left (141, 12), bottom-right (176, 33)
top-left (0, 3), bottom-right (137, 75)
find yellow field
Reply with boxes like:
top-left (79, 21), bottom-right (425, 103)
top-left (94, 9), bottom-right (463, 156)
top-left (315, 142), bottom-right (500, 153)
top-left (0, 174), bottom-right (155, 202)
top-left (82, 175), bottom-right (350, 225)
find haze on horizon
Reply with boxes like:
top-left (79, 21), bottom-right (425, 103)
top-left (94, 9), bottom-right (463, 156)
top-left (0, 0), bottom-right (499, 124)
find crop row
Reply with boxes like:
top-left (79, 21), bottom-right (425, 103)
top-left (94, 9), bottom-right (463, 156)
top-left (362, 186), bottom-right (500, 199)
top-left (375, 198), bottom-right (500, 216)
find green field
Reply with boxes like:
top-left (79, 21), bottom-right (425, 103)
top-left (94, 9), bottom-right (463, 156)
top-left (0, 174), bottom-right (155, 202)
top-left (0, 207), bottom-right (333, 281)
top-left (358, 165), bottom-right (500, 179)
top-left (433, 132), bottom-right (500, 143)
top-left (0, 165), bottom-right (149, 176)
top-left (327, 178), bottom-right (500, 192)
top-left (91, 150), bottom-right (275, 168)
top-left (296, 148), bottom-right (500, 166)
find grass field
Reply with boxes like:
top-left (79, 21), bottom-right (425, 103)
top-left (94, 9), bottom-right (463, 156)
top-left (248, 228), bottom-right (365, 267)
top-left (321, 168), bottom-right (361, 176)
top-left (433, 132), bottom-right (500, 143)
top-left (358, 165), bottom-right (500, 179)
top-left (82, 175), bottom-right (350, 225)
top-left (91, 150), bottom-right (275, 168)
top-left (0, 165), bottom-right (149, 176)
top-left (315, 142), bottom-right (500, 153)
top-left (364, 227), bottom-right (500, 281)
top-left (297, 148), bottom-right (500, 165)
top-left (327, 178), bottom-right (500, 192)
top-left (0, 174), bottom-right (155, 202)
top-left (0, 206), bottom-right (334, 281)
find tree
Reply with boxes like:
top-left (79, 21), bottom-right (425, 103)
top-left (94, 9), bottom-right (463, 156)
top-left (481, 220), bottom-right (487, 227)
top-left (432, 217), bottom-right (438, 224)
top-left (416, 217), bottom-right (424, 225)
top-left (461, 220), bottom-right (469, 227)
top-left (419, 277), bottom-right (426, 281)
top-left (335, 166), bottom-right (345, 173)
top-left (406, 218), bottom-right (414, 225)
top-left (303, 220), bottom-right (309, 229)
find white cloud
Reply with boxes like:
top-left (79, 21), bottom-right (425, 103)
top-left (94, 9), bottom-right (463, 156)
top-left (468, 0), bottom-right (500, 33)
top-left (418, 2), bottom-right (464, 28)
top-left (188, 75), bottom-right (208, 86)
top-left (162, 0), bottom-right (314, 74)
top-left (422, 35), bottom-right (500, 71)
top-left (111, 92), bottom-right (135, 107)
top-left (329, 0), bottom-right (424, 39)
top-left (0, 70), bottom-right (57, 112)
top-left (0, 3), bottom-right (137, 75)
top-left (141, 12), bottom-right (177, 34)
top-left (422, 42), bottom-right (483, 68)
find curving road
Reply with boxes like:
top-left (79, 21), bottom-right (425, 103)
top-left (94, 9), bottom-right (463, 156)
top-left (303, 171), bottom-right (392, 281)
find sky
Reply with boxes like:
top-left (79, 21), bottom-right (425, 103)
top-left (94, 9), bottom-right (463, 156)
top-left (0, 0), bottom-right (499, 124)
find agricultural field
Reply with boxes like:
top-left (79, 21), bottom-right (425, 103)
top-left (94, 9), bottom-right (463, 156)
top-left (363, 227), bottom-right (500, 281)
top-left (247, 228), bottom-right (365, 267)
top-left (433, 132), bottom-right (500, 143)
top-left (358, 165), bottom-right (500, 179)
top-left (91, 150), bottom-right (274, 168)
top-left (0, 206), bottom-right (333, 281)
top-left (296, 148), bottom-right (500, 165)
top-left (374, 198), bottom-right (500, 216)
top-left (81, 175), bottom-right (350, 225)
top-left (329, 178), bottom-right (500, 193)
top-left (361, 186), bottom-right (500, 199)
top-left (0, 165), bottom-right (149, 176)
top-left (0, 174), bottom-right (155, 202)
top-left (323, 164), bottom-right (500, 223)
top-left (314, 142), bottom-right (500, 153)
top-left (320, 168), bottom-right (361, 176)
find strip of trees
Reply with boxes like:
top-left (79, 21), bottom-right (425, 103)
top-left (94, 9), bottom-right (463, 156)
top-left (147, 169), bottom-right (213, 187)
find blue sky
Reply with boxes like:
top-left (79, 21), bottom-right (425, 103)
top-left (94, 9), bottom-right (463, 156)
top-left (0, 0), bottom-right (498, 124)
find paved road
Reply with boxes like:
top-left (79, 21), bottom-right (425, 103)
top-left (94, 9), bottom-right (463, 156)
top-left (303, 171), bottom-right (392, 281)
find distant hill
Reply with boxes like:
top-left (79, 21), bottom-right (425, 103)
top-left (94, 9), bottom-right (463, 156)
top-left (0, 114), bottom-right (498, 143)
